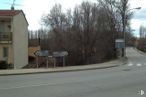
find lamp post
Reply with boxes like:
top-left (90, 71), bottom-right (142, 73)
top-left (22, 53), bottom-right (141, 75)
top-left (123, 7), bottom-right (141, 57)
top-left (129, 7), bottom-right (141, 11)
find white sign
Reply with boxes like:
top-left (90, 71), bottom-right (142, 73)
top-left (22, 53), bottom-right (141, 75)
top-left (115, 39), bottom-right (125, 49)
top-left (53, 51), bottom-right (68, 57)
top-left (115, 39), bottom-right (124, 42)
top-left (34, 50), bottom-right (49, 57)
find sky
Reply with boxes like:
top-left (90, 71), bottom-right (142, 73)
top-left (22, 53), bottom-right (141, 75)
top-left (0, 0), bottom-right (146, 37)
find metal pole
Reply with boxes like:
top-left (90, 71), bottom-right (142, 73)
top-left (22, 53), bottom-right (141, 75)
top-left (123, 14), bottom-right (126, 57)
top-left (63, 57), bottom-right (65, 67)
top-left (46, 56), bottom-right (48, 68)
top-left (36, 56), bottom-right (38, 68)
top-left (123, 7), bottom-right (141, 57)
top-left (54, 57), bottom-right (56, 68)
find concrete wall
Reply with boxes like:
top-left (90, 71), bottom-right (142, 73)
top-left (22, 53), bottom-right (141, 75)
top-left (13, 12), bottom-right (28, 68)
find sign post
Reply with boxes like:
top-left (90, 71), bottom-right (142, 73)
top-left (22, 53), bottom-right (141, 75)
top-left (115, 39), bottom-right (125, 49)
top-left (115, 39), bottom-right (125, 57)
top-left (34, 50), bottom-right (49, 68)
top-left (36, 57), bottom-right (38, 68)
top-left (34, 50), bottom-right (68, 68)
top-left (53, 51), bottom-right (68, 67)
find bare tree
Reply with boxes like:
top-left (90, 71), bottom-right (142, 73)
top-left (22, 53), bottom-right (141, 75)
top-left (39, 0), bottom-right (132, 66)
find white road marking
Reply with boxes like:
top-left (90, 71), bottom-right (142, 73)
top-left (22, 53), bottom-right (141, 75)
top-left (137, 63), bottom-right (142, 67)
top-left (0, 83), bottom-right (56, 90)
top-left (128, 62), bottom-right (133, 66)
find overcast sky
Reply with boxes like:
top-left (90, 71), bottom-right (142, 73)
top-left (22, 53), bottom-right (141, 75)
top-left (0, 0), bottom-right (146, 37)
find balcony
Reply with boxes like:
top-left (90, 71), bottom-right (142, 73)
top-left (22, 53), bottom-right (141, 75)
top-left (0, 32), bottom-right (12, 43)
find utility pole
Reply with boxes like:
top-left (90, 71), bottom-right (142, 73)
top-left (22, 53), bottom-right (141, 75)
top-left (122, 7), bottom-right (141, 57)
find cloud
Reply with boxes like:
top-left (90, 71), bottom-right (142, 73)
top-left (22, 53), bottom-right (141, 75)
top-left (21, 0), bottom-right (54, 30)
top-left (21, 0), bottom-right (97, 30)
top-left (129, 0), bottom-right (146, 36)
top-left (131, 19), bottom-right (141, 29)
top-left (132, 9), bottom-right (146, 20)
top-left (20, 0), bottom-right (146, 33)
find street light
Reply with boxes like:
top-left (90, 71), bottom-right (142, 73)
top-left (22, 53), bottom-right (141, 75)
top-left (129, 7), bottom-right (141, 11)
top-left (123, 7), bottom-right (141, 57)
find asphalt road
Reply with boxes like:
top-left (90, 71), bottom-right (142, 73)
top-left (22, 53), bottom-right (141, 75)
top-left (0, 47), bottom-right (146, 97)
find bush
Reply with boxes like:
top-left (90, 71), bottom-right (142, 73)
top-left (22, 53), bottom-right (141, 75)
top-left (29, 56), bottom-right (36, 64)
top-left (137, 38), bottom-right (146, 52)
top-left (0, 61), bottom-right (8, 69)
top-left (0, 61), bottom-right (14, 69)
top-left (8, 63), bottom-right (14, 69)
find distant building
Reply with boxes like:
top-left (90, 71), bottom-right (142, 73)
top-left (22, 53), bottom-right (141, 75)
top-left (140, 25), bottom-right (146, 38)
top-left (0, 10), bottom-right (28, 69)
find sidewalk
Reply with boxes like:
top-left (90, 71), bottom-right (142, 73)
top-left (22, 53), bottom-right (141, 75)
top-left (0, 58), bottom-right (127, 76)
top-left (134, 47), bottom-right (146, 55)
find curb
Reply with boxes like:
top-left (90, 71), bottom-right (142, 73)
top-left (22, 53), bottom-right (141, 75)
top-left (0, 65), bottom-right (119, 76)
top-left (134, 48), bottom-right (146, 55)
top-left (0, 60), bottom-right (128, 76)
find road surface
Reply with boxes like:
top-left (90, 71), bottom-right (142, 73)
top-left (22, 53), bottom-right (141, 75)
top-left (0, 47), bottom-right (146, 97)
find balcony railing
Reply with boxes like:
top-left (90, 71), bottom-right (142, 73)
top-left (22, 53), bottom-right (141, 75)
top-left (0, 32), bottom-right (12, 42)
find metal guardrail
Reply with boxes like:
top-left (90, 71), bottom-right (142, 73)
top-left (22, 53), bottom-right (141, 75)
top-left (0, 32), bottom-right (12, 41)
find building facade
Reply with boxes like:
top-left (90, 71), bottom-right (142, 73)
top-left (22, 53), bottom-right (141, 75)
top-left (140, 25), bottom-right (146, 38)
top-left (0, 10), bottom-right (28, 69)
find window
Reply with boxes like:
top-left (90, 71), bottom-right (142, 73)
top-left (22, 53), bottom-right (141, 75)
top-left (0, 22), bottom-right (5, 32)
top-left (3, 47), bottom-right (8, 58)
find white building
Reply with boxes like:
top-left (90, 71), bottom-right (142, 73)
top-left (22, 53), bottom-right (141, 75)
top-left (0, 10), bottom-right (28, 69)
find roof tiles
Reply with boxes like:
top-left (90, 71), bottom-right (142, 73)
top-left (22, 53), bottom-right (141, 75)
top-left (0, 10), bottom-right (21, 16)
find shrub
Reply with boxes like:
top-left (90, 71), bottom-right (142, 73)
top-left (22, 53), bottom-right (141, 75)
top-left (0, 61), bottom-right (8, 69)
top-left (0, 61), bottom-right (14, 69)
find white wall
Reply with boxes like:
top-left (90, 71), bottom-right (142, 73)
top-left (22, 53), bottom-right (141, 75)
top-left (13, 11), bottom-right (28, 69)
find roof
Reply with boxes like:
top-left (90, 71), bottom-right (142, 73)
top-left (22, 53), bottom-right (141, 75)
top-left (0, 10), bottom-right (21, 16)
top-left (0, 10), bottom-right (29, 25)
